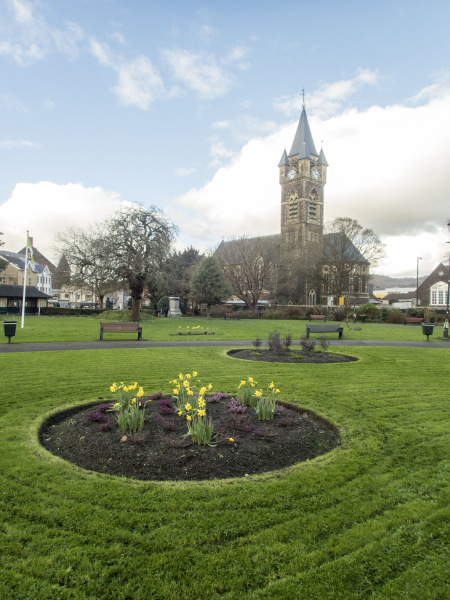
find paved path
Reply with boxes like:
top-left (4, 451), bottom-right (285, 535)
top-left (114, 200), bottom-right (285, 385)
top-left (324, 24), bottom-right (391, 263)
top-left (1, 339), bottom-right (448, 353)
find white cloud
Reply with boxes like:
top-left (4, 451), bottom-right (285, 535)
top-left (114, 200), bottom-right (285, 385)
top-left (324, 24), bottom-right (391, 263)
top-left (42, 99), bottom-right (55, 110)
top-left (212, 120), bottom-right (230, 129)
top-left (1, 0), bottom-right (84, 65)
top-left (170, 84), bottom-right (450, 276)
top-left (176, 167), bottom-right (196, 177)
top-left (114, 55), bottom-right (165, 109)
top-left (108, 31), bottom-right (126, 45)
top-left (0, 182), bottom-right (129, 261)
top-left (222, 45), bottom-right (250, 70)
top-left (89, 38), bottom-right (165, 109)
top-left (162, 48), bottom-right (234, 99)
top-left (274, 69), bottom-right (380, 118)
top-left (0, 139), bottom-right (38, 149)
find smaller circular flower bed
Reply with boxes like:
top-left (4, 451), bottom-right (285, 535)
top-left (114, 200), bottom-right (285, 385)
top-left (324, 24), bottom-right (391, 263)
top-left (228, 348), bottom-right (358, 364)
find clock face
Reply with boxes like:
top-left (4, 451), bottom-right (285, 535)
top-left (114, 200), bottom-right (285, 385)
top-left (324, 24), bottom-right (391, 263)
top-left (287, 169), bottom-right (296, 180)
top-left (312, 168), bottom-right (319, 180)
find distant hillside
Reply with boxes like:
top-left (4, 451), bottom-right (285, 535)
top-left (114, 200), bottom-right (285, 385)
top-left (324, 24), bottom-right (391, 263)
top-left (370, 274), bottom-right (426, 289)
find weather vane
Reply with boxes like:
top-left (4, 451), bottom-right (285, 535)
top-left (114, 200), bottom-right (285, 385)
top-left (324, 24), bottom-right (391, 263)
top-left (301, 88), bottom-right (305, 107)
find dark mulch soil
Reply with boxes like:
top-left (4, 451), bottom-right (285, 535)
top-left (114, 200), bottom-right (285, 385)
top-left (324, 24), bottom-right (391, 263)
top-left (39, 397), bottom-right (340, 482)
top-left (228, 348), bottom-right (358, 363)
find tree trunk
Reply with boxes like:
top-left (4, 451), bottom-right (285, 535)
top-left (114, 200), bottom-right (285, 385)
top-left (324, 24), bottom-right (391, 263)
top-left (131, 296), bottom-right (140, 321)
top-left (206, 304), bottom-right (211, 320)
top-left (98, 295), bottom-right (104, 310)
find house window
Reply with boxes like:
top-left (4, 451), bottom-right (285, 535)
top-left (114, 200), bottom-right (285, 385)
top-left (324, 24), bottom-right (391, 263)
top-left (430, 281), bottom-right (448, 306)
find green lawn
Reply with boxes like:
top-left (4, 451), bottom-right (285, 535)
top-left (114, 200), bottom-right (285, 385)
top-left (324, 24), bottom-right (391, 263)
top-left (0, 314), bottom-right (446, 343)
top-left (0, 345), bottom-right (448, 599)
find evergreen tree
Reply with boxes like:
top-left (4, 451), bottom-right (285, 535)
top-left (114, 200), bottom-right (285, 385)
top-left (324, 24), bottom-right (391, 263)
top-left (190, 256), bottom-right (232, 319)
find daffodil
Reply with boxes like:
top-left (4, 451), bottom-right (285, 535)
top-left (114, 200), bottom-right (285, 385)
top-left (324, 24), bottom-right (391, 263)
top-left (137, 388), bottom-right (144, 397)
top-left (275, 389), bottom-right (280, 394)
top-left (173, 389), bottom-right (179, 395)
top-left (248, 377), bottom-right (254, 383)
top-left (199, 386), bottom-right (207, 395)
top-left (186, 415), bottom-right (192, 421)
top-left (208, 383), bottom-right (213, 390)
top-left (193, 371), bottom-right (198, 377)
top-left (186, 373), bottom-right (191, 379)
top-left (269, 382), bottom-right (275, 389)
top-left (254, 390), bottom-right (263, 398)
top-left (179, 373), bottom-right (183, 380)
top-left (240, 380), bottom-right (246, 386)
top-left (198, 398), bottom-right (205, 408)
top-left (178, 411), bottom-right (182, 416)
top-left (198, 410), bottom-right (206, 417)
top-left (229, 438), bottom-right (234, 442)
top-left (185, 403), bottom-right (192, 411)
top-left (131, 398), bottom-right (136, 404)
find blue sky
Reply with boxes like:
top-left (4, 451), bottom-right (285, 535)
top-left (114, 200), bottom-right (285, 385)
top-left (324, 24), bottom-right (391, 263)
top-left (1, 0), bottom-right (450, 277)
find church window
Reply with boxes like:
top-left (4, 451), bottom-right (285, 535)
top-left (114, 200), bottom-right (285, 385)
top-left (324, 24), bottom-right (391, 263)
top-left (353, 274), bottom-right (359, 293)
top-left (309, 289), bottom-right (316, 306)
top-left (430, 282), bottom-right (448, 306)
top-left (288, 192), bottom-right (299, 222)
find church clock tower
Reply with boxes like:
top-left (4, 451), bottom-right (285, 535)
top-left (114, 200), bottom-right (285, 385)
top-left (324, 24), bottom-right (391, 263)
top-left (278, 105), bottom-right (328, 303)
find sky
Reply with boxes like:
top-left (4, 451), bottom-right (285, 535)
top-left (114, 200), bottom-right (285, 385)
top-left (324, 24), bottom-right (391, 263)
top-left (1, 0), bottom-right (450, 279)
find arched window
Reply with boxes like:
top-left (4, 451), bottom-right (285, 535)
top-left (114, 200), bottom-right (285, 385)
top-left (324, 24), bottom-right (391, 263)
top-left (430, 281), bottom-right (448, 306)
top-left (309, 289), bottom-right (316, 306)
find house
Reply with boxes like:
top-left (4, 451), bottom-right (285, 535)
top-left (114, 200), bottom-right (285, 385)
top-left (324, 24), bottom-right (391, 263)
top-left (0, 249), bottom-right (52, 295)
top-left (416, 263), bottom-right (449, 309)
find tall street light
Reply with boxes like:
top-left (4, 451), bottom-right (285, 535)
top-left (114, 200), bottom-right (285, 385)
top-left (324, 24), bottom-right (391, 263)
top-left (416, 257), bottom-right (422, 307)
top-left (445, 221), bottom-right (450, 339)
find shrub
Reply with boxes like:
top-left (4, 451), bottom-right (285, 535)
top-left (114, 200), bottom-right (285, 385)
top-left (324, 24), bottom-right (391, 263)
top-left (253, 336), bottom-right (263, 348)
top-left (267, 329), bottom-right (284, 353)
top-left (385, 309), bottom-right (404, 324)
top-left (283, 332), bottom-right (292, 351)
top-left (300, 336), bottom-right (316, 352)
top-left (157, 296), bottom-right (170, 314)
top-left (356, 302), bottom-right (380, 320)
top-left (318, 336), bottom-right (330, 351)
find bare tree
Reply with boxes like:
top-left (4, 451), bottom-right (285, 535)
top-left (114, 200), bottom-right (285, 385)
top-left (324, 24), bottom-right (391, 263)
top-left (216, 235), bottom-right (279, 313)
top-left (107, 205), bottom-right (177, 321)
top-left (323, 217), bottom-right (385, 299)
top-left (0, 232), bottom-right (7, 272)
top-left (56, 225), bottom-right (120, 309)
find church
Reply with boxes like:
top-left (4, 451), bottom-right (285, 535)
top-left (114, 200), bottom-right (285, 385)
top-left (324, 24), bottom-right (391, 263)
top-left (217, 105), bottom-right (371, 307)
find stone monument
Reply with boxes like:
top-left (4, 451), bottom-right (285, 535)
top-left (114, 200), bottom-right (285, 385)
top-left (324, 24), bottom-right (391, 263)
top-left (168, 296), bottom-right (182, 318)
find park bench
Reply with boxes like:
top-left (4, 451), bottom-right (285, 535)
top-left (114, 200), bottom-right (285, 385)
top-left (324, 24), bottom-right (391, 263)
top-left (306, 323), bottom-right (344, 340)
top-left (100, 322), bottom-right (142, 341)
top-left (309, 314), bottom-right (327, 322)
top-left (224, 313), bottom-right (240, 320)
top-left (403, 317), bottom-right (424, 325)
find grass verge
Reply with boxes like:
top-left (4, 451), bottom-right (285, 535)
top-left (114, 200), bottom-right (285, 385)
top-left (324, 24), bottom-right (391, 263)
top-left (1, 315), bottom-right (446, 344)
top-left (0, 345), bottom-right (449, 599)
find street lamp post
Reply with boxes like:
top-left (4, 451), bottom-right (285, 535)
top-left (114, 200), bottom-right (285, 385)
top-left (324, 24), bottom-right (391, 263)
top-left (416, 257), bottom-right (422, 307)
top-left (445, 221), bottom-right (450, 339)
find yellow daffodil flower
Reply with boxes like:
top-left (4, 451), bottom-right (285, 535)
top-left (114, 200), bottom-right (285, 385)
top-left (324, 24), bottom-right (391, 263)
top-left (208, 383), bottom-right (212, 390)
top-left (229, 438), bottom-right (234, 442)
top-left (275, 389), bottom-right (280, 394)
top-left (131, 398), bottom-right (136, 404)
top-left (198, 410), bottom-right (206, 417)
top-left (198, 398), bottom-right (205, 408)
top-left (178, 411), bottom-right (182, 416)
top-left (185, 403), bottom-right (192, 411)
top-left (137, 388), bottom-right (144, 397)
top-left (114, 402), bottom-right (120, 407)
top-left (193, 371), bottom-right (198, 377)
top-left (240, 380), bottom-right (246, 386)
top-left (173, 389), bottom-right (179, 395)
top-left (179, 373), bottom-right (183, 380)
top-left (248, 377), bottom-right (254, 383)
top-left (269, 382), bottom-right (275, 389)
top-left (199, 386), bottom-right (207, 395)
top-left (186, 373), bottom-right (191, 379)
top-left (186, 415), bottom-right (192, 421)
top-left (254, 390), bottom-right (263, 398)
top-left (188, 390), bottom-right (194, 396)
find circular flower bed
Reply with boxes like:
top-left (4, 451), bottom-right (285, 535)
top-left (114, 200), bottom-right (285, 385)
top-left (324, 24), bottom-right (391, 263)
top-left (228, 348), bottom-right (358, 364)
top-left (39, 395), bottom-right (340, 482)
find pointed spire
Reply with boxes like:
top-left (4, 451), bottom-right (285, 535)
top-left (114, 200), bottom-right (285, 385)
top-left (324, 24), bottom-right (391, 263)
top-left (288, 106), bottom-right (318, 158)
top-left (297, 141), bottom-right (311, 160)
top-left (318, 147), bottom-right (328, 166)
top-left (278, 149), bottom-right (289, 167)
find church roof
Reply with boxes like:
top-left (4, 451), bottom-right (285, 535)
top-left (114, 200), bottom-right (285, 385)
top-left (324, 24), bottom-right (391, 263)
top-left (323, 233), bottom-right (370, 265)
top-left (288, 106), bottom-right (318, 158)
top-left (317, 148), bottom-right (328, 166)
top-left (278, 149), bottom-right (289, 167)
